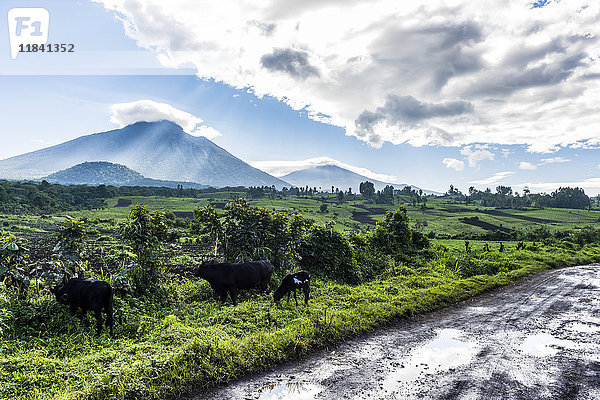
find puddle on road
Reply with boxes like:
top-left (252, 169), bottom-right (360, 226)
top-left (257, 382), bottom-right (321, 400)
top-left (558, 273), bottom-right (600, 289)
top-left (382, 329), bottom-right (478, 392)
top-left (466, 306), bottom-right (491, 314)
top-left (566, 322), bottom-right (600, 333)
top-left (520, 333), bottom-right (575, 357)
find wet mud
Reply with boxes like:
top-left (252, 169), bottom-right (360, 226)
top-left (191, 265), bottom-right (600, 400)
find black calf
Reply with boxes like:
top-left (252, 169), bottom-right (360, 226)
top-left (273, 270), bottom-right (310, 306)
top-left (51, 278), bottom-right (114, 335)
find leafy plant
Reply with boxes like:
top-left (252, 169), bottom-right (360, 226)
top-left (0, 235), bottom-right (31, 298)
top-left (119, 205), bottom-right (170, 293)
top-left (369, 207), bottom-right (430, 261)
top-left (299, 223), bottom-right (357, 283)
top-left (52, 216), bottom-right (89, 279)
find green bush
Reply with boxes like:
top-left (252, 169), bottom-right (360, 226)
top-left (119, 205), bottom-right (170, 294)
top-left (298, 224), bottom-right (358, 283)
top-left (368, 207), bottom-right (430, 262)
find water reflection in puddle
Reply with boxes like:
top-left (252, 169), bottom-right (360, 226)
top-left (466, 306), bottom-right (490, 314)
top-left (257, 382), bottom-right (321, 400)
top-left (520, 333), bottom-right (575, 356)
top-left (567, 322), bottom-right (600, 333)
top-left (383, 329), bottom-right (478, 391)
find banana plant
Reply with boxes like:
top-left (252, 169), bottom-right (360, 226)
top-left (0, 235), bottom-right (31, 298)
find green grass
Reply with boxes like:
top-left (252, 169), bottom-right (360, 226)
top-left (2, 243), bottom-right (600, 399)
top-left (3, 196), bottom-right (600, 399)
top-left (64, 195), bottom-right (600, 236)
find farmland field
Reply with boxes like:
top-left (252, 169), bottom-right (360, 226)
top-left (63, 193), bottom-right (600, 235)
top-left (2, 191), bottom-right (600, 400)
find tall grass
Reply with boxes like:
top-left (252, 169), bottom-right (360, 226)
top-left (1, 243), bottom-right (599, 399)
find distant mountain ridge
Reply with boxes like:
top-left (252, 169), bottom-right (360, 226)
top-left (0, 120), bottom-right (289, 188)
top-left (43, 161), bottom-right (208, 189)
top-left (281, 165), bottom-right (393, 192)
top-left (281, 164), bottom-right (437, 194)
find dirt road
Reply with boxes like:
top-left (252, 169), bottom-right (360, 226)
top-left (195, 265), bottom-right (600, 399)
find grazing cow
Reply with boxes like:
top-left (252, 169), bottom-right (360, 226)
top-left (51, 278), bottom-right (114, 335)
top-left (273, 270), bottom-right (311, 306)
top-left (194, 260), bottom-right (273, 305)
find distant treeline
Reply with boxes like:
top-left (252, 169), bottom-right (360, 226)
top-left (452, 185), bottom-right (592, 210)
top-left (0, 179), bottom-right (594, 215)
top-left (0, 180), bottom-right (246, 214)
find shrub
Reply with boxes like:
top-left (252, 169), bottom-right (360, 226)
top-left (119, 205), bottom-right (170, 294)
top-left (368, 207), bottom-right (429, 261)
top-left (52, 217), bottom-right (89, 279)
top-left (0, 235), bottom-right (31, 298)
top-left (298, 224), bottom-right (358, 284)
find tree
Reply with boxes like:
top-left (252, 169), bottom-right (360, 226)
top-left (52, 217), bottom-right (89, 279)
top-left (380, 185), bottom-right (394, 204)
top-left (119, 205), bottom-right (170, 292)
top-left (496, 185), bottom-right (513, 196)
top-left (194, 205), bottom-right (223, 253)
top-left (359, 181), bottom-right (375, 200)
top-left (551, 187), bottom-right (590, 209)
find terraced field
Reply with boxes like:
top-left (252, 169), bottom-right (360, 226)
top-left (55, 194), bottom-right (600, 237)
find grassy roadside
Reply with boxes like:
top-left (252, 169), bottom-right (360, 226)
top-left (2, 244), bottom-right (599, 400)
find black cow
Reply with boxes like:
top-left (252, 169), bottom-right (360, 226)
top-left (194, 260), bottom-right (273, 305)
top-left (273, 270), bottom-right (310, 306)
top-left (51, 278), bottom-right (114, 335)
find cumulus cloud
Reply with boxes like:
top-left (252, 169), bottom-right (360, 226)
top-left (96, 0), bottom-right (600, 151)
top-left (519, 161), bottom-right (537, 170)
top-left (460, 145), bottom-right (494, 167)
top-left (261, 48), bottom-right (320, 79)
top-left (109, 100), bottom-right (221, 139)
top-left (470, 171), bottom-right (514, 186)
top-left (354, 95), bottom-right (473, 147)
top-left (442, 158), bottom-right (465, 171)
top-left (250, 157), bottom-right (398, 182)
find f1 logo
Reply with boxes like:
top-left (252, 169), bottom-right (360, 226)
top-left (8, 8), bottom-right (49, 59)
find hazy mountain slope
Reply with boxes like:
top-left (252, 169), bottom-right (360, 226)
top-left (0, 120), bottom-right (289, 188)
top-left (281, 165), bottom-right (439, 194)
top-left (281, 165), bottom-right (400, 192)
top-left (43, 161), bottom-right (208, 189)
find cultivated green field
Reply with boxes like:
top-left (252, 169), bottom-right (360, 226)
top-left (64, 193), bottom-right (600, 236)
top-left (2, 191), bottom-right (600, 400)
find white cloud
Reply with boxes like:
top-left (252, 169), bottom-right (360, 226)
top-left (539, 156), bottom-right (571, 165)
top-left (460, 145), bottom-right (494, 167)
top-left (96, 0), bottom-right (600, 152)
top-left (109, 100), bottom-right (221, 139)
top-left (519, 161), bottom-right (537, 170)
top-left (250, 157), bottom-right (398, 182)
top-left (516, 177), bottom-right (600, 195)
top-left (470, 171), bottom-right (514, 186)
top-left (442, 158), bottom-right (465, 171)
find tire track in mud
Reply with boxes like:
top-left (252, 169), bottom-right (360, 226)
top-left (190, 265), bottom-right (600, 400)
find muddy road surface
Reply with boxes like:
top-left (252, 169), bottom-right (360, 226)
top-left (193, 265), bottom-right (600, 399)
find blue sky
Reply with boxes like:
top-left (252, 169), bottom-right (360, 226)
top-left (1, 0), bottom-right (600, 194)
